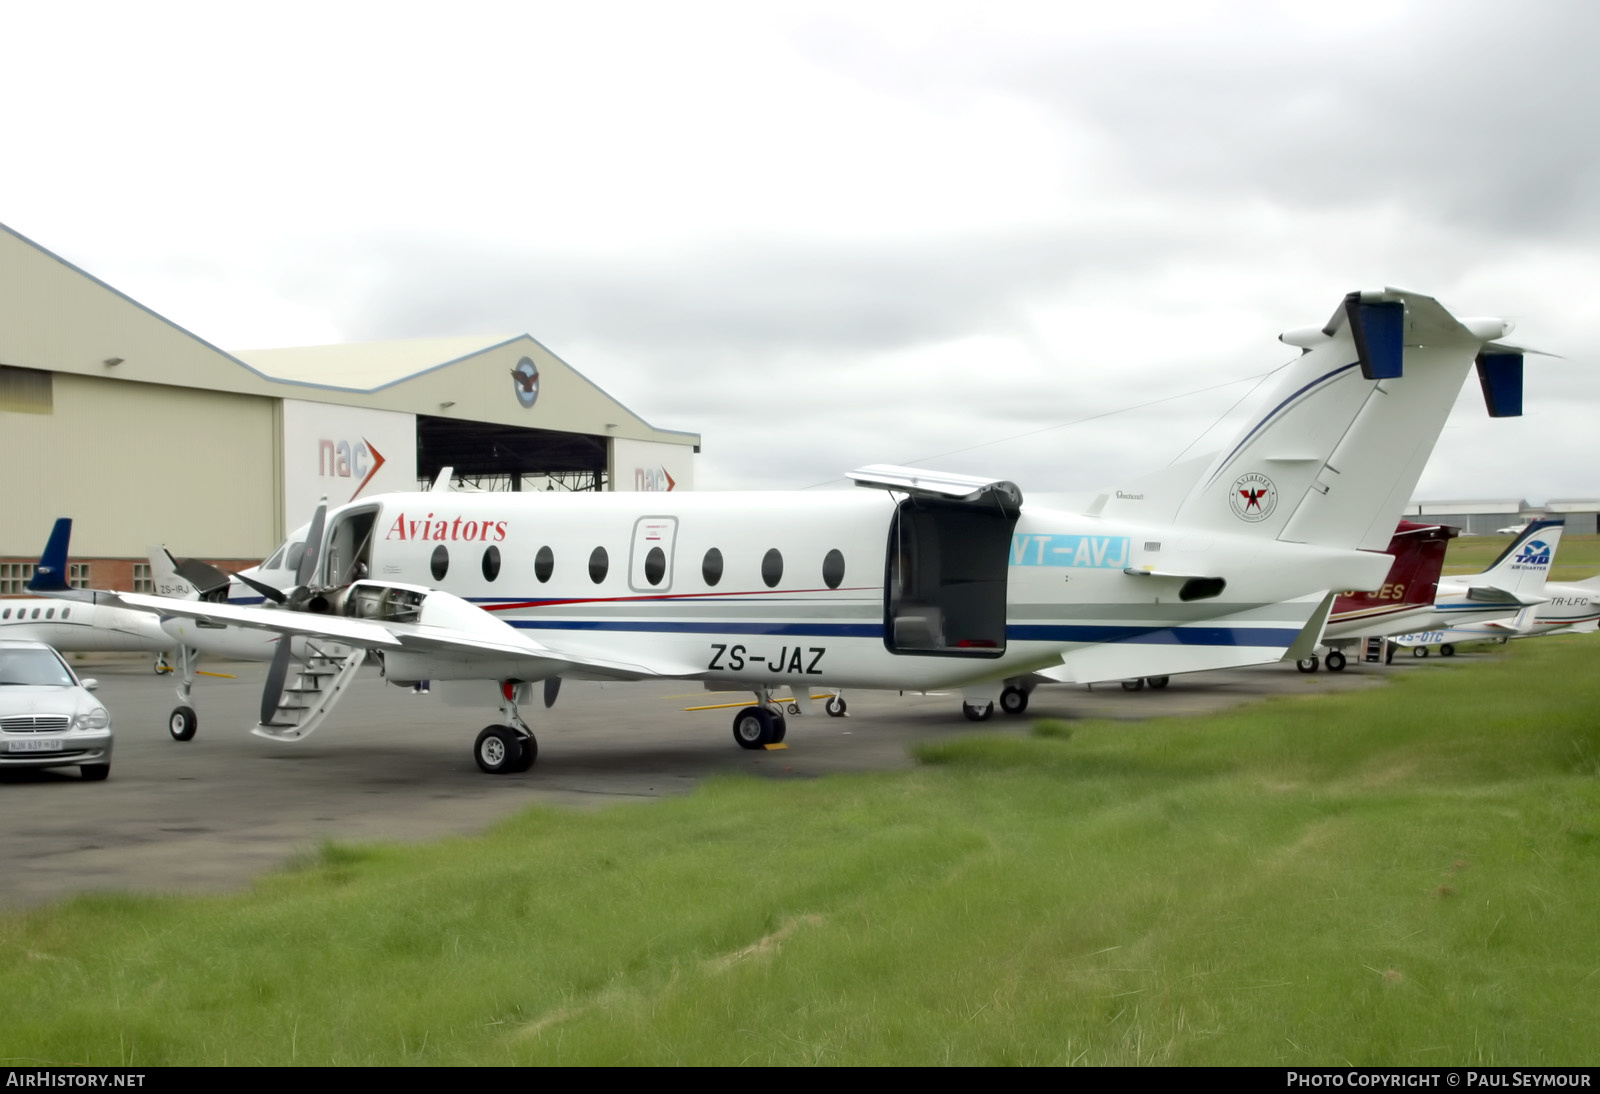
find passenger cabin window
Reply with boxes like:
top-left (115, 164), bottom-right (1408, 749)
top-left (2, 609), bottom-right (9, 619)
top-left (702, 548), bottom-right (723, 587)
top-left (823, 549), bottom-right (845, 590)
top-left (535, 546), bottom-right (554, 583)
top-left (482, 545), bottom-right (501, 582)
top-left (761, 549), bottom-right (783, 588)
top-left (45, 608), bottom-right (54, 619)
top-left (589, 547), bottom-right (609, 584)
top-left (430, 545), bottom-right (449, 582)
top-left (644, 546), bottom-right (666, 586)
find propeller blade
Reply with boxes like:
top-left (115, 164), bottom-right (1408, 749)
top-left (174, 557), bottom-right (233, 597)
top-left (260, 640), bottom-right (294, 725)
top-left (230, 571), bottom-right (288, 604)
top-left (296, 499), bottom-right (329, 589)
top-left (544, 676), bottom-right (562, 709)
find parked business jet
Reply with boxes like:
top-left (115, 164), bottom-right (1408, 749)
top-left (41, 289), bottom-right (1538, 774)
top-left (1, 520), bottom-right (177, 670)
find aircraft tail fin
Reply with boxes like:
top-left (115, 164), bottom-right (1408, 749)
top-left (147, 547), bottom-right (209, 602)
top-left (25, 518), bottom-right (73, 593)
top-left (1329, 520), bottom-right (1455, 627)
top-left (1460, 519), bottom-right (1565, 601)
top-left (1168, 289), bottom-right (1533, 552)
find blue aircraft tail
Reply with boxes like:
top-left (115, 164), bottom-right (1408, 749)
top-left (25, 518), bottom-right (73, 593)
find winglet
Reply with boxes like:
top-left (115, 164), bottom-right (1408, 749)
top-left (25, 518), bottom-right (73, 593)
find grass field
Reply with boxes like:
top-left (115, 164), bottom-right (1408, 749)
top-left (1443, 532), bottom-right (1600, 581)
top-left (4, 639), bottom-right (1599, 1066)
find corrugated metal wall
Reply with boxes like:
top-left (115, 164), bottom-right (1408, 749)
top-left (0, 373), bottom-right (278, 558)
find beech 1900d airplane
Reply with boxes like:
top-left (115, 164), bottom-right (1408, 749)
top-left (40, 289), bottom-right (1539, 774)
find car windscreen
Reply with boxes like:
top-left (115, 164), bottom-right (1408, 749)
top-left (0, 649), bottom-right (76, 687)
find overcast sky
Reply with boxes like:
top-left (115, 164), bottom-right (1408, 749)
top-left (6, 0), bottom-right (1598, 502)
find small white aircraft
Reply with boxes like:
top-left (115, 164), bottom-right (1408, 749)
top-left (1304, 519), bottom-right (1564, 670)
top-left (46, 289), bottom-right (1539, 773)
top-left (1, 520), bottom-right (176, 670)
top-left (1393, 527), bottom-right (1598, 654)
top-left (1382, 519), bottom-right (1565, 656)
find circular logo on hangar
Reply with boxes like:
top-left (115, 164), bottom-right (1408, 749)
top-left (1229, 471), bottom-right (1278, 522)
top-left (511, 357), bottom-right (540, 409)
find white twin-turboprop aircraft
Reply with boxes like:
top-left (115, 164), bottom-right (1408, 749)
top-left (39, 289), bottom-right (1537, 774)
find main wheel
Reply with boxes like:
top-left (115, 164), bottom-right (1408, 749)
top-left (1326, 650), bottom-right (1347, 672)
top-left (168, 705), bottom-right (198, 742)
top-left (1147, 676), bottom-right (1170, 690)
top-left (999, 686), bottom-right (1029, 715)
top-left (1439, 643), bottom-right (1457, 657)
top-left (154, 656), bottom-right (173, 675)
top-left (1121, 679), bottom-right (1145, 692)
top-left (510, 732), bottom-right (538, 771)
top-left (1296, 656), bottom-right (1319, 674)
top-left (732, 707), bottom-right (777, 749)
top-left (962, 701), bottom-right (994, 722)
top-left (80, 763), bottom-right (110, 782)
top-left (474, 725), bottom-right (523, 774)
top-left (1412, 646), bottom-right (1429, 658)
top-left (825, 695), bottom-right (847, 717)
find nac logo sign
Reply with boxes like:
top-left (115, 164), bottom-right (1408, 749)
top-left (318, 437), bottom-right (387, 501)
top-left (635, 467), bottom-right (677, 492)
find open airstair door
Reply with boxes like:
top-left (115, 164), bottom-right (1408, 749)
top-left (848, 465), bottom-right (1021, 659)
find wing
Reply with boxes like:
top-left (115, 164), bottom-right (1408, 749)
top-left (107, 586), bottom-right (706, 681)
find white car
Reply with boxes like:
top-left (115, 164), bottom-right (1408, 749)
top-left (0, 640), bottom-right (113, 780)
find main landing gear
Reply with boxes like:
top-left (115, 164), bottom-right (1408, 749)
top-left (1120, 676), bottom-right (1171, 691)
top-left (474, 682), bottom-right (537, 774)
top-left (167, 645), bottom-right (200, 741)
top-left (732, 685), bottom-right (791, 748)
top-left (1295, 651), bottom-right (1346, 673)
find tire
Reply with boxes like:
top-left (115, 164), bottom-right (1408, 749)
top-left (825, 695), bottom-right (847, 717)
top-left (1147, 676), bottom-right (1170, 690)
top-left (1326, 650), bottom-right (1347, 672)
top-left (80, 764), bottom-right (110, 781)
top-left (1413, 646), bottom-right (1428, 658)
top-left (168, 705), bottom-right (198, 742)
top-left (510, 732), bottom-right (538, 772)
top-left (474, 725), bottom-right (522, 774)
top-left (732, 707), bottom-right (776, 749)
top-left (787, 703), bottom-right (800, 715)
top-left (154, 656), bottom-right (173, 675)
top-left (769, 715), bottom-right (787, 744)
top-left (1000, 686), bottom-right (1029, 715)
top-left (1440, 644), bottom-right (1456, 657)
top-left (962, 702), bottom-right (994, 722)
top-left (1296, 656), bottom-right (1319, 674)
top-left (1121, 679), bottom-right (1145, 692)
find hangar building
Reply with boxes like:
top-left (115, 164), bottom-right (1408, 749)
top-left (0, 222), bottom-right (699, 594)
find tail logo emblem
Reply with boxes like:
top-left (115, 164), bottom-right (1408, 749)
top-left (1229, 472), bottom-right (1278, 523)
top-left (1513, 540), bottom-right (1551, 567)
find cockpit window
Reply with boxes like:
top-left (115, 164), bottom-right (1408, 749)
top-left (263, 545), bottom-right (287, 570)
top-left (284, 542), bottom-right (307, 574)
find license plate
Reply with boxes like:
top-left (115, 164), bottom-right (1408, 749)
top-left (8, 739), bottom-right (64, 753)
